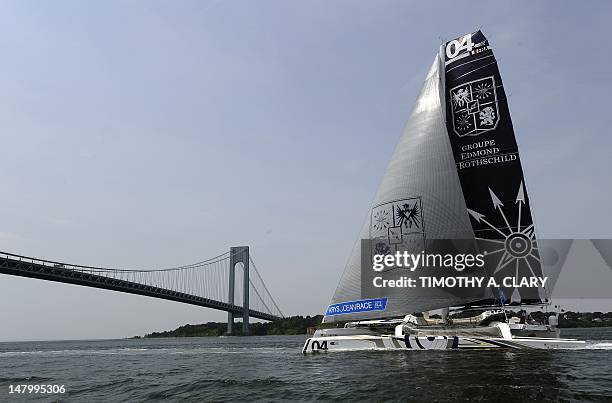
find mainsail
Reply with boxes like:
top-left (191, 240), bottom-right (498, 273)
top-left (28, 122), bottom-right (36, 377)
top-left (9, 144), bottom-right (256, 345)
top-left (323, 31), bottom-right (542, 323)
top-left (442, 31), bottom-right (543, 304)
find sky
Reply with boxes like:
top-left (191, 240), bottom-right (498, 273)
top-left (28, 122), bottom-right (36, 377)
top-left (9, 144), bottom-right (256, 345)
top-left (1, 1), bottom-right (611, 341)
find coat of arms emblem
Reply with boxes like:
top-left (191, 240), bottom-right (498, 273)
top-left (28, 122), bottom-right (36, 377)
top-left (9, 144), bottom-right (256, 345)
top-left (450, 76), bottom-right (499, 137)
top-left (370, 197), bottom-right (424, 246)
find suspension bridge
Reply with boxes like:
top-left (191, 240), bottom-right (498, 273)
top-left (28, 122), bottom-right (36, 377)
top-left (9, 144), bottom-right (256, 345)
top-left (0, 246), bottom-right (284, 335)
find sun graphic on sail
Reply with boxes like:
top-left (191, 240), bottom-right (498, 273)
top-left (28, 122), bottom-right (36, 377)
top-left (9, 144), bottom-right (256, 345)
top-left (474, 82), bottom-right (492, 99)
top-left (466, 181), bottom-right (543, 303)
top-left (456, 113), bottom-right (473, 131)
top-left (373, 209), bottom-right (391, 232)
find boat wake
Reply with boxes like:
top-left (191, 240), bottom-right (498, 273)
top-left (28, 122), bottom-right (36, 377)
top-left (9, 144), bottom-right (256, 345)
top-left (584, 341), bottom-right (612, 350)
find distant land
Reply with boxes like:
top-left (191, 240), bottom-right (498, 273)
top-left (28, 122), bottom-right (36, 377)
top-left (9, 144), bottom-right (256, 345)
top-left (139, 315), bottom-right (323, 338)
top-left (556, 311), bottom-right (612, 328)
top-left (134, 311), bottom-right (612, 338)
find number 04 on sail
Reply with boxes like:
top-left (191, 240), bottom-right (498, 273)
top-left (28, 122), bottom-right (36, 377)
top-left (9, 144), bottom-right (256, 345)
top-left (303, 31), bottom-right (585, 352)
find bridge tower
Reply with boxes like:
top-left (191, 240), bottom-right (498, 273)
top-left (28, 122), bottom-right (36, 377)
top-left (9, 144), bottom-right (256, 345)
top-left (227, 246), bottom-right (249, 335)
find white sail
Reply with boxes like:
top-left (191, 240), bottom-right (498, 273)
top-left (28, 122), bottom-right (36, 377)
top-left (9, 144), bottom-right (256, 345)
top-left (324, 53), bottom-right (477, 323)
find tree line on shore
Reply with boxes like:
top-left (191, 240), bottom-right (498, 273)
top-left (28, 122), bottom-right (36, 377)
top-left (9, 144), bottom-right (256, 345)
top-left (137, 311), bottom-right (612, 338)
top-left (142, 315), bottom-right (324, 338)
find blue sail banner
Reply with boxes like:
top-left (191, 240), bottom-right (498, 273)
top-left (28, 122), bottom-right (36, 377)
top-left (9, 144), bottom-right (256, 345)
top-left (325, 298), bottom-right (388, 316)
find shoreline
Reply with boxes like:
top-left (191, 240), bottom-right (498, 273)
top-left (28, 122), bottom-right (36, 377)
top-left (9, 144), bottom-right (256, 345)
top-left (134, 311), bottom-right (612, 339)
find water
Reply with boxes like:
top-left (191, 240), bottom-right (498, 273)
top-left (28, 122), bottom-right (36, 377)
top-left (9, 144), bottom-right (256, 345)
top-left (0, 328), bottom-right (611, 402)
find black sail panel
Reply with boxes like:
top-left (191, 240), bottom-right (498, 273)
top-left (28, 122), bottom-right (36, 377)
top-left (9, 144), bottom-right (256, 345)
top-left (442, 31), bottom-right (544, 304)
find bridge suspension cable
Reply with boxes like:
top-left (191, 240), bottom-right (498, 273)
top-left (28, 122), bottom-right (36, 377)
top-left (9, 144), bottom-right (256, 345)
top-left (0, 248), bottom-right (283, 322)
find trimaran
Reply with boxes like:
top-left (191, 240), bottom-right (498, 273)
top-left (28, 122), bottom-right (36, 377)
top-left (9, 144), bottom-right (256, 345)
top-left (303, 31), bottom-right (585, 352)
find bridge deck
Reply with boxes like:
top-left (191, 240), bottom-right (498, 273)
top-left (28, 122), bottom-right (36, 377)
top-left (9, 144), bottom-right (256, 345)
top-left (0, 255), bottom-right (281, 322)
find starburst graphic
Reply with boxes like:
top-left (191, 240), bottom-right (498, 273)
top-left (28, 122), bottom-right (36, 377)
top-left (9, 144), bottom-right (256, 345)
top-left (474, 82), bottom-right (492, 99)
top-left (373, 209), bottom-right (391, 232)
top-left (467, 182), bottom-right (543, 303)
top-left (456, 113), bottom-right (472, 131)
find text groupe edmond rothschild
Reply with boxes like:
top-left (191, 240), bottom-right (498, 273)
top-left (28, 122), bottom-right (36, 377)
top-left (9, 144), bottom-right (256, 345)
top-left (371, 251), bottom-right (548, 289)
top-left (458, 139), bottom-right (517, 170)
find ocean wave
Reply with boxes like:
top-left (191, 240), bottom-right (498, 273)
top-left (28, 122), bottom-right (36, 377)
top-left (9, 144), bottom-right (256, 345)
top-left (0, 345), bottom-right (294, 358)
top-left (0, 347), bottom-right (178, 357)
top-left (0, 376), bottom-right (52, 383)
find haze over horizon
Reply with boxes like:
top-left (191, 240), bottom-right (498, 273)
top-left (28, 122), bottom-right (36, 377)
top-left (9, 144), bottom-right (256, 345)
top-left (1, 1), bottom-right (611, 341)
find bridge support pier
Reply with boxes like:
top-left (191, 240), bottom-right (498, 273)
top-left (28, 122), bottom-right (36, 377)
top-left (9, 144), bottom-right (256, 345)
top-left (227, 246), bottom-right (249, 335)
top-left (227, 259), bottom-right (235, 335)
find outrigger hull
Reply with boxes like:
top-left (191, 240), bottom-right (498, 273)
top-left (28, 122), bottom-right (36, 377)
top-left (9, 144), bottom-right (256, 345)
top-left (302, 334), bottom-right (585, 353)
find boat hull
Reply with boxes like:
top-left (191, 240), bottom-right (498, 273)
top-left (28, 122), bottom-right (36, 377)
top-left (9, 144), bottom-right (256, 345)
top-left (302, 334), bottom-right (585, 353)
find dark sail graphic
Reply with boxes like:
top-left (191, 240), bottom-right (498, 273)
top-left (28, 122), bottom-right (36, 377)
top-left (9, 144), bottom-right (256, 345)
top-left (443, 31), bottom-right (544, 304)
top-left (371, 197), bottom-right (424, 245)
